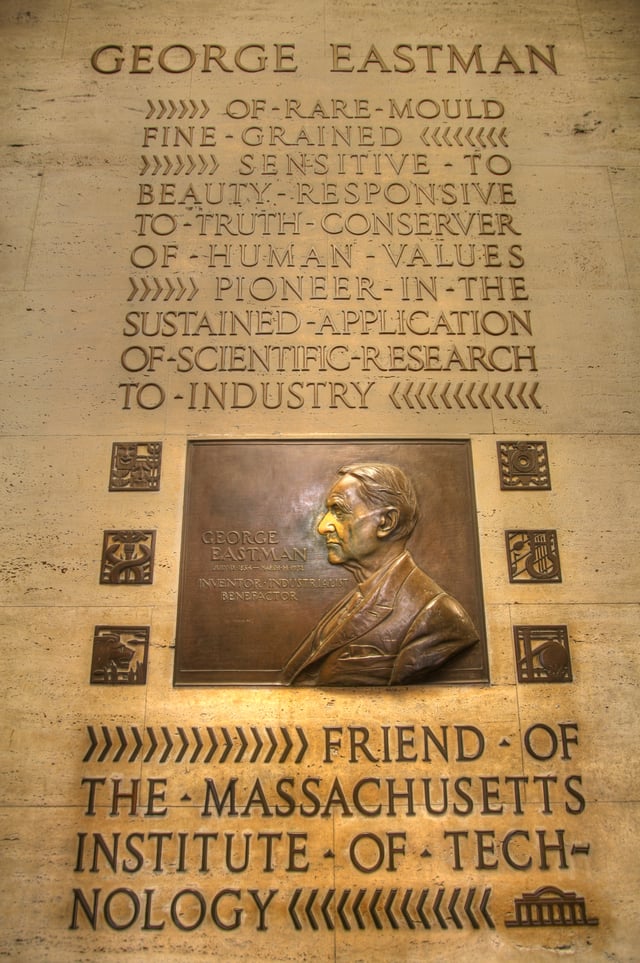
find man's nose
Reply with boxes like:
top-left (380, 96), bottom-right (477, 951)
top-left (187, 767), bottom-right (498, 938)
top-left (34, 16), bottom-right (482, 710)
top-left (317, 512), bottom-right (333, 535)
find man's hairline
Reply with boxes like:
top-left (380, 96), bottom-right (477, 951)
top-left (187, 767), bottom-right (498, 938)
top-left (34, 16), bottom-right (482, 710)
top-left (332, 471), bottom-right (411, 546)
top-left (335, 463), bottom-right (419, 539)
top-left (331, 472), bottom-right (382, 511)
top-left (337, 466), bottom-right (401, 510)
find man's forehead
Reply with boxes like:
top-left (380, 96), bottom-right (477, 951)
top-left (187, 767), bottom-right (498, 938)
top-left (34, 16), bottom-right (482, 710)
top-left (326, 474), bottom-right (366, 504)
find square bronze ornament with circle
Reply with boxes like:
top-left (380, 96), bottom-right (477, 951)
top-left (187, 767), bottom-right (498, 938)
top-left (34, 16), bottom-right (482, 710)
top-left (505, 529), bottom-right (562, 583)
top-left (513, 625), bottom-right (572, 683)
top-left (497, 441), bottom-right (551, 491)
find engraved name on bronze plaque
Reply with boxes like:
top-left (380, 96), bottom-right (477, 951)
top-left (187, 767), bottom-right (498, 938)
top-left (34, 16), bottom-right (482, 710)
top-left (174, 439), bottom-right (487, 686)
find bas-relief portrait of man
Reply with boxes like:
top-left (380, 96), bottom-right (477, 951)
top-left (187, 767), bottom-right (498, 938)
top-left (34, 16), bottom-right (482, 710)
top-left (174, 441), bottom-right (488, 687)
top-left (282, 462), bottom-right (479, 686)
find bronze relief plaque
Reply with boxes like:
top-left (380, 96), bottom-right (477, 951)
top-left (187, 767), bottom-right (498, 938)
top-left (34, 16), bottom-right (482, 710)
top-left (174, 440), bottom-right (487, 686)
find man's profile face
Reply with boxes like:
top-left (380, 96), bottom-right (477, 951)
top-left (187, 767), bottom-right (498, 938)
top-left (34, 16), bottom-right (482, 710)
top-left (317, 474), bottom-right (381, 571)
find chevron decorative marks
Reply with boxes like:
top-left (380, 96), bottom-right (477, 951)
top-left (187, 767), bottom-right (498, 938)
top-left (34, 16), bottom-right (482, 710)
top-left (287, 886), bottom-right (495, 930)
top-left (83, 724), bottom-right (309, 765)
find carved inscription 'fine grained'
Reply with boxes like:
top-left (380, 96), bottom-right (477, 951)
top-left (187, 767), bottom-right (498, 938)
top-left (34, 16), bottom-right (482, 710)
top-left (90, 44), bottom-right (562, 416)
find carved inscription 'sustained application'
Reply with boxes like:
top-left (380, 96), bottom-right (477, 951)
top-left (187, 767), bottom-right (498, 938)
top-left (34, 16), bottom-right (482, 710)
top-left (100, 43), bottom-right (560, 414)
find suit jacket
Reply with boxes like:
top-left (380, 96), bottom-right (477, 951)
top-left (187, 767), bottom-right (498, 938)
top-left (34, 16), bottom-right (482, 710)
top-left (282, 552), bottom-right (478, 686)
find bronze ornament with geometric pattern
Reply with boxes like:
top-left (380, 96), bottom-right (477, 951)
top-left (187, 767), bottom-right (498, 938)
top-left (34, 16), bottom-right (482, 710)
top-left (109, 442), bottom-right (162, 491)
top-left (505, 529), bottom-right (562, 583)
top-left (90, 625), bottom-right (149, 685)
top-left (99, 530), bottom-right (156, 584)
top-left (513, 625), bottom-right (572, 682)
top-left (497, 441), bottom-right (551, 490)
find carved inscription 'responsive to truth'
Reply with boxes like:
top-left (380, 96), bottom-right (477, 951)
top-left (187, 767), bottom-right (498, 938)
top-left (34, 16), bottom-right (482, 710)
top-left (173, 439), bottom-right (487, 685)
top-left (92, 43), bottom-right (562, 416)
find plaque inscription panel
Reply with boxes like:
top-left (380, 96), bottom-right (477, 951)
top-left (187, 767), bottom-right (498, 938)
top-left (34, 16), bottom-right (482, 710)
top-left (174, 439), bottom-right (487, 684)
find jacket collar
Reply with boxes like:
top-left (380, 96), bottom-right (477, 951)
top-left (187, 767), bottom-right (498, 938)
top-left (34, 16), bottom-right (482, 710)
top-left (300, 551), bottom-right (416, 665)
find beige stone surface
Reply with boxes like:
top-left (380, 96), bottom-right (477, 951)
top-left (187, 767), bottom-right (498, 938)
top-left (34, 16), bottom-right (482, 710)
top-left (1, 0), bottom-right (639, 960)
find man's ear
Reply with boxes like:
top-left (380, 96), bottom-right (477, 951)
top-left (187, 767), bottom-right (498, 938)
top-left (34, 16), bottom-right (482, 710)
top-left (377, 508), bottom-right (399, 538)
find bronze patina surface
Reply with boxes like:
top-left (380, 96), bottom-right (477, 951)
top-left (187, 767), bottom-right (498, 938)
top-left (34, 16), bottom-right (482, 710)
top-left (174, 439), bottom-right (487, 685)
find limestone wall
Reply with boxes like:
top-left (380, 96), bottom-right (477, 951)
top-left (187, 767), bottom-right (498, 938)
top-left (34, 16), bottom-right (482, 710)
top-left (1, 1), bottom-right (638, 960)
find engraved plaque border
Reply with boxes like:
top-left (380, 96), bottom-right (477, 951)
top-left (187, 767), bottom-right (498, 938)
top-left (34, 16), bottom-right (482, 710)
top-left (173, 439), bottom-right (488, 687)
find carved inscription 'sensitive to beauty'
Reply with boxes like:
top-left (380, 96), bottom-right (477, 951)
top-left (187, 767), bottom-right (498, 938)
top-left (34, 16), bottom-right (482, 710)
top-left (90, 42), bottom-right (563, 417)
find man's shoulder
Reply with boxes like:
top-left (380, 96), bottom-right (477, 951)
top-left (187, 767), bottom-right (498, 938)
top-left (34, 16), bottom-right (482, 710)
top-left (397, 553), bottom-right (445, 600)
top-left (396, 555), bottom-right (476, 628)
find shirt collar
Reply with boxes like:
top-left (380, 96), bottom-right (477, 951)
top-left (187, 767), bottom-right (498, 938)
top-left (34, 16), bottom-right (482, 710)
top-left (357, 550), bottom-right (409, 597)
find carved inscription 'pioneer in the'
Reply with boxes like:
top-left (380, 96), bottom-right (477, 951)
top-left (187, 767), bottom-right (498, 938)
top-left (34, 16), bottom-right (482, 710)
top-left (174, 439), bottom-right (487, 685)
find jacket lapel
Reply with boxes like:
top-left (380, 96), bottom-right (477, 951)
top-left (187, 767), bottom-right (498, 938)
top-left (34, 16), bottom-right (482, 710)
top-left (294, 553), bottom-right (416, 675)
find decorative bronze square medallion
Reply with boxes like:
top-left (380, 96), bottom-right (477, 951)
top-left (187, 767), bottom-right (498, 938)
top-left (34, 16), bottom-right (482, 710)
top-left (497, 441), bottom-right (551, 490)
top-left (505, 530), bottom-right (562, 583)
top-left (174, 440), bottom-right (488, 687)
top-left (99, 530), bottom-right (156, 584)
top-left (513, 625), bottom-right (572, 683)
top-left (90, 626), bottom-right (149, 685)
top-left (109, 442), bottom-right (162, 491)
